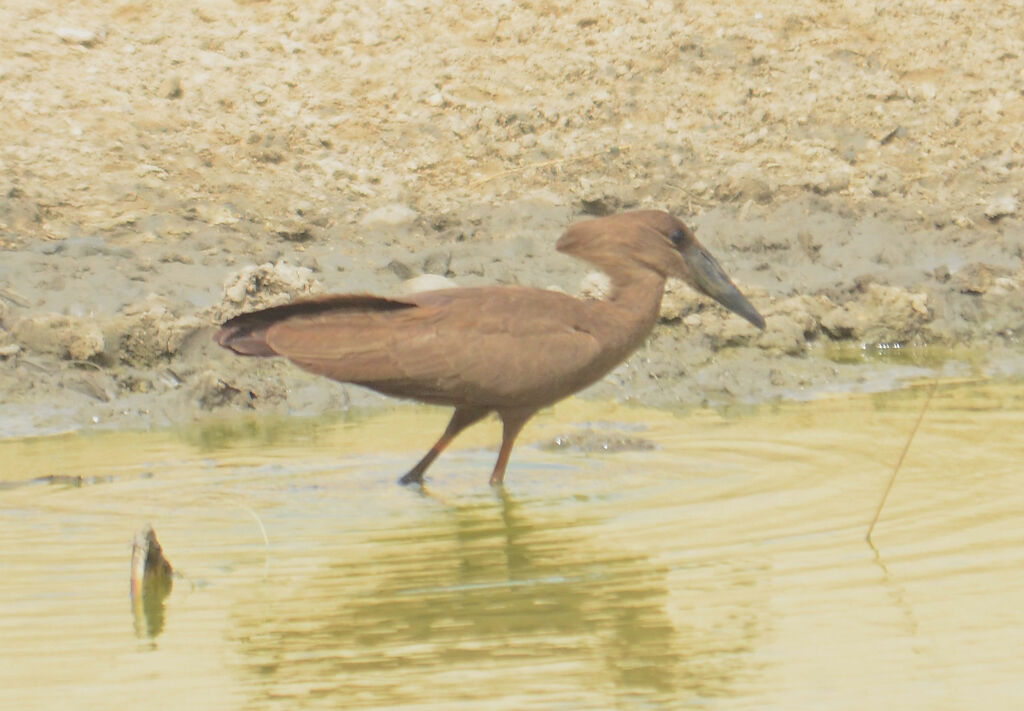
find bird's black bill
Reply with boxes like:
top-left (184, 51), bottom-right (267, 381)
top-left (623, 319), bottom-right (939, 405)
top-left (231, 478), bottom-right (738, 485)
top-left (682, 244), bottom-right (766, 330)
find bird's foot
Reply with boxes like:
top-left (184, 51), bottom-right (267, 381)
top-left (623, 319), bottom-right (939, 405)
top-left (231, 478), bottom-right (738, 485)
top-left (398, 470), bottom-right (424, 486)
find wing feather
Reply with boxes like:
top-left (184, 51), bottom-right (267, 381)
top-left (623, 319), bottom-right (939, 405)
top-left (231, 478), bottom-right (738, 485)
top-left (262, 287), bottom-right (609, 407)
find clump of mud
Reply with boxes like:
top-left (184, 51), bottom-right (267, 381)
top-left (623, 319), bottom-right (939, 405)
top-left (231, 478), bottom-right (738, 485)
top-left (213, 261), bottom-right (323, 323)
top-left (11, 314), bottom-right (105, 361)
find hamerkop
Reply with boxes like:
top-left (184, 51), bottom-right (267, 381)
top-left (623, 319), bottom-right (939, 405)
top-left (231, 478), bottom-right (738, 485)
top-left (215, 210), bottom-right (765, 486)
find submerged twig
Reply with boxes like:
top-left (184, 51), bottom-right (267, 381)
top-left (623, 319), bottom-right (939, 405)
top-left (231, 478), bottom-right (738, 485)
top-left (236, 503), bottom-right (271, 581)
top-left (130, 524), bottom-right (174, 639)
top-left (236, 503), bottom-right (270, 549)
top-left (867, 379), bottom-right (938, 543)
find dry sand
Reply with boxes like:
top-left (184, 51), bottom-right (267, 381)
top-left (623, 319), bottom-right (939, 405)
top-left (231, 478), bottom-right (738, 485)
top-left (1, 0), bottom-right (1022, 436)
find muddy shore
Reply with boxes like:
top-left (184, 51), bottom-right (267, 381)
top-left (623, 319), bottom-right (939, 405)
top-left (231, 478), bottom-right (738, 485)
top-left (2, 1), bottom-right (1022, 437)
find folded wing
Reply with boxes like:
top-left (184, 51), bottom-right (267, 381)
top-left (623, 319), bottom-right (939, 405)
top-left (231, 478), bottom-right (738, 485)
top-left (217, 288), bottom-right (606, 408)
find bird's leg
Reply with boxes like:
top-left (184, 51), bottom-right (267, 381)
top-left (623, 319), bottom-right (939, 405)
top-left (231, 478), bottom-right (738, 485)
top-left (398, 407), bottom-right (490, 486)
top-left (489, 409), bottom-right (537, 486)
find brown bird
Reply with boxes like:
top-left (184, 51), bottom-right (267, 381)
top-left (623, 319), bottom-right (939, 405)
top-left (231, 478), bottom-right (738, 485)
top-left (215, 210), bottom-right (765, 486)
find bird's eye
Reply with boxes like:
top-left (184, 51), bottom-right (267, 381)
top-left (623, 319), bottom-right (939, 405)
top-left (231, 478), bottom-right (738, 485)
top-left (669, 229), bottom-right (686, 246)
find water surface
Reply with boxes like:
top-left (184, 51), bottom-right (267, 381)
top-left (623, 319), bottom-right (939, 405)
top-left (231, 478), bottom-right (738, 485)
top-left (1, 380), bottom-right (1022, 709)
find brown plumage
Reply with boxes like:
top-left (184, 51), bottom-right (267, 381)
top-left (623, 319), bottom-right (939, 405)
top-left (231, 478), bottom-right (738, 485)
top-left (215, 210), bottom-right (765, 486)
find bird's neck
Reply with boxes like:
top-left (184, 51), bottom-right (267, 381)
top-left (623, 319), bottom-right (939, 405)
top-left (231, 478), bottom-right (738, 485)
top-left (594, 268), bottom-right (666, 354)
top-left (607, 268), bottom-right (665, 313)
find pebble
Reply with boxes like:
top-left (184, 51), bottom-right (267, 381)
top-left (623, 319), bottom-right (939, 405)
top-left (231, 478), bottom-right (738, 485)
top-left (55, 26), bottom-right (100, 47)
top-left (807, 170), bottom-right (851, 195)
top-left (157, 75), bottom-right (183, 100)
top-left (422, 250), bottom-right (451, 276)
top-left (360, 204), bottom-right (419, 229)
top-left (577, 271), bottom-right (611, 300)
top-left (267, 218), bottom-right (313, 242)
top-left (984, 194), bottom-right (1017, 221)
top-left (386, 259), bottom-right (416, 280)
top-left (398, 274), bottom-right (458, 295)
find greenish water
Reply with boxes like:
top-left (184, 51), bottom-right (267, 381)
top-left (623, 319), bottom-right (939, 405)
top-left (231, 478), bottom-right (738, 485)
top-left (819, 341), bottom-right (987, 368)
top-left (1, 381), bottom-right (1022, 710)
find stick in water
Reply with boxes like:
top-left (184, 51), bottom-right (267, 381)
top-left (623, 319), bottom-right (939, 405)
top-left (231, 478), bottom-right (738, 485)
top-left (867, 379), bottom-right (939, 543)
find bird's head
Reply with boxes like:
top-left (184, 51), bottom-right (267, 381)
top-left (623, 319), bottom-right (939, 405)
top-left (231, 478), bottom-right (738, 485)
top-left (557, 210), bottom-right (765, 330)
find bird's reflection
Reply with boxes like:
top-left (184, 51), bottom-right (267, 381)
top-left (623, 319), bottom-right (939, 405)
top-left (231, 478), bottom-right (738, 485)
top-left (232, 483), bottom-right (761, 706)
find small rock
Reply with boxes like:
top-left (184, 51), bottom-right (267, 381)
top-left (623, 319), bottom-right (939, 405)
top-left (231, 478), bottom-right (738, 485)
top-left (820, 304), bottom-right (863, 340)
top-left (360, 204), bottom-right (419, 229)
top-left (193, 371), bottom-right (247, 410)
top-left (690, 180), bottom-right (710, 195)
top-left (386, 259), bottom-right (416, 280)
top-left (991, 276), bottom-right (1021, 295)
top-left (875, 126), bottom-right (904, 145)
top-left (750, 45), bottom-right (772, 65)
top-left (71, 326), bottom-right (106, 361)
top-left (907, 82), bottom-right (937, 102)
top-left (524, 188), bottom-right (566, 207)
top-left (950, 212), bottom-right (977, 229)
top-left (159, 251), bottom-right (195, 265)
top-left (216, 261), bottom-right (321, 321)
top-left (982, 96), bottom-right (1003, 122)
top-left (578, 271), bottom-right (611, 300)
top-left (398, 274), bottom-right (458, 295)
top-left (576, 176), bottom-right (631, 215)
top-left (192, 202), bottom-right (240, 226)
top-left (984, 194), bottom-right (1017, 221)
top-left (580, 196), bottom-right (619, 216)
top-left (55, 26), bottom-right (101, 47)
top-left (267, 217), bottom-right (313, 242)
top-left (953, 263), bottom-right (1012, 295)
top-left (157, 75), bottom-right (183, 100)
top-left (807, 169), bottom-right (850, 195)
top-left (422, 250), bottom-right (451, 276)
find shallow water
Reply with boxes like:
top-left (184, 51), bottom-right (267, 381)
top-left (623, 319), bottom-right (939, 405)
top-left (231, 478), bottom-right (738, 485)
top-left (1, 380), bottom-right (1023, 710)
